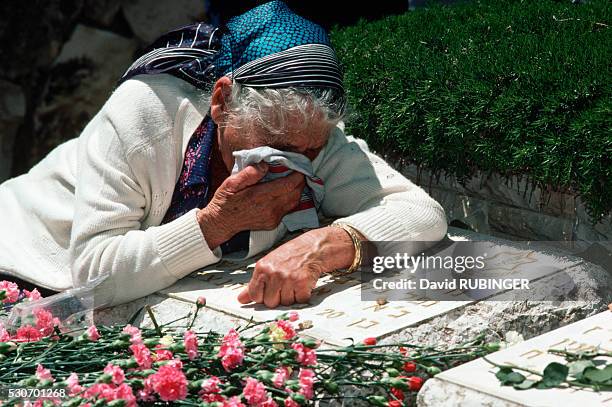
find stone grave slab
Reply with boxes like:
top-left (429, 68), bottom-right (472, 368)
top-left (159, 227), bottom-right (583, 346)
top-left (417, 310), bottom-right (612, 407)
top-left (95, 294), bottom-right (247, 334)
top-left (163, 269), bottom-right (471, 346)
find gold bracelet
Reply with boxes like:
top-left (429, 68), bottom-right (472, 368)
top-left (329, 223), bottom-right (364, 275)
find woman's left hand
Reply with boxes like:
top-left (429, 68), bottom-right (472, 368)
top-left (237, 226), bottom-right (356, 308)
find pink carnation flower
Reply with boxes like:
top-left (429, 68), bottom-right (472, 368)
top-left (122, 324), bottom-right (143, 345)
top-left (114, 383), bottom-right (138, 407)
top-left (137, 376), bottom-right (156, 402)
top-left (218, 329), bottom-right (245, 371)
top-left (284, 398), bottom-right (300, 407)
top-left (122, 325), bottom-right (140, 336)
top-left (34, 308), bottom-right (60, 337)
top-left (82, 380), bottom-right (136, 406)
top-left (288, 311), bottom-right (299, 322)
top-left (15, 325), bottom-right (43, 342)
top-left (260, 397), bottom-right (278, 407)
top-left (104, 363), bottom-right (126, 385)
top-left (224, 396), bottom-right (246, 407)
top-left (184, 330), bottom-right (199, 360)
top-left (66, 372), bottom-right (84, 397)
top-left (0, 280), bottom-right (19, 303)
top-left (201, 376), bottom-right (221, 394)
top-left (0, 322), bottom-right (10, 342)
top-left (24, 288), bottom-right (42, 301)
top-left (298, 368), bottom-right (315, 400)
top-left (275, 320), bottom-right (296, 340)
top-left (154, 344), bottom-right (173, 361)
top-left (35, 364), bottom-right (54, 382)
top-left (149, 364), bottom-right (188, 401)
top-left (86, 325), bottom-right (100, 341)
top-left (166, 358), bottom-right (184, 370)
top-left (291, 343), bottom-right (317, 366)
top-left (273, 367), bottom-right (290, 388)
top-left (202, 393), bottom-right (226, 403)
top-left (83, 383), bottom-right (116, 402)
top-left (196, 296), bottom-right (206, 307)
top-left (130, 343), bottom-right (152, 369)
top-left (243, 378), bottom-right (268, 406)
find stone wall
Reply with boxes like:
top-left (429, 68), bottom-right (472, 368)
top-left (392, 160), bottom-right (612, 242)
top-left (0, 0), bottom-right (207, 180)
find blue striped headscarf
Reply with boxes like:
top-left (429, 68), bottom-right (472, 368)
top-left (120, 1), bottom-right (345, 95)
top-left (119, 1), bottom-right (345, 253)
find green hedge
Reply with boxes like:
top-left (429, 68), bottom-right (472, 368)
top-left (330, 0), bottom-right (611, 220)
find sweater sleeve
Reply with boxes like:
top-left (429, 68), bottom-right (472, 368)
top-left (316, 125), bottom-right (448, 248)
top-left (69, 77), bottom-right (221, 308)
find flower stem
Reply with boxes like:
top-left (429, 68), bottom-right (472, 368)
top-left (145, 305), bottom-right (162, 337)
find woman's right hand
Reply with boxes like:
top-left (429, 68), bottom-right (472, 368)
top-left (196, 162), bottom-right (306, 250)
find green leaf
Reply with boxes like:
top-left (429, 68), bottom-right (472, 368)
top-left (583, 365), bottom-right (612, 384)
top-left (513, 379), bottom-right (537, 390)
top-left (495, 367), bottom-right (513, 382)
top-left (535, 380), bottom-right (554, 390)
top-left (496, 367), bottom-right (526, 385)
top-left (541, 362), bottom-right (569, 387)
top-left (323, 380), bottom-right (339, 394)
top-left (366, 395), bottom-right (388, 407)
top-left (290, 393), bottom-right (307, 405)
top-left (504, 371), bottom-right (527, 385)
top-left (568, 360), bottom-right (595, 379)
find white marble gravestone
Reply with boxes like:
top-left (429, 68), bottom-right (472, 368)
top-left (156, 227), bottom-right (584, 346)
top-left (418, 311), bottom-right (612, 407)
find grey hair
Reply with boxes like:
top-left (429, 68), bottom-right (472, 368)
top-left (221, 79), bottom-right (347, 142)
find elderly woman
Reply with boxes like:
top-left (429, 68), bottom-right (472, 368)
top-left (0, 1), bottom-right (447, 308)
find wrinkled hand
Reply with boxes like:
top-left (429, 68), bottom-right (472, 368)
top-left (237, 227), bottom-right (355, 308)
top-left (197, 163), bottom-right (305, 249)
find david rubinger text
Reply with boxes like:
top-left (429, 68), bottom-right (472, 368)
top-left (372, 278), bottom-right (531, 291)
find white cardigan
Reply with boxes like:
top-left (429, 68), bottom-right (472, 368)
top-left (0, 74), bottom-right (447, 307)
